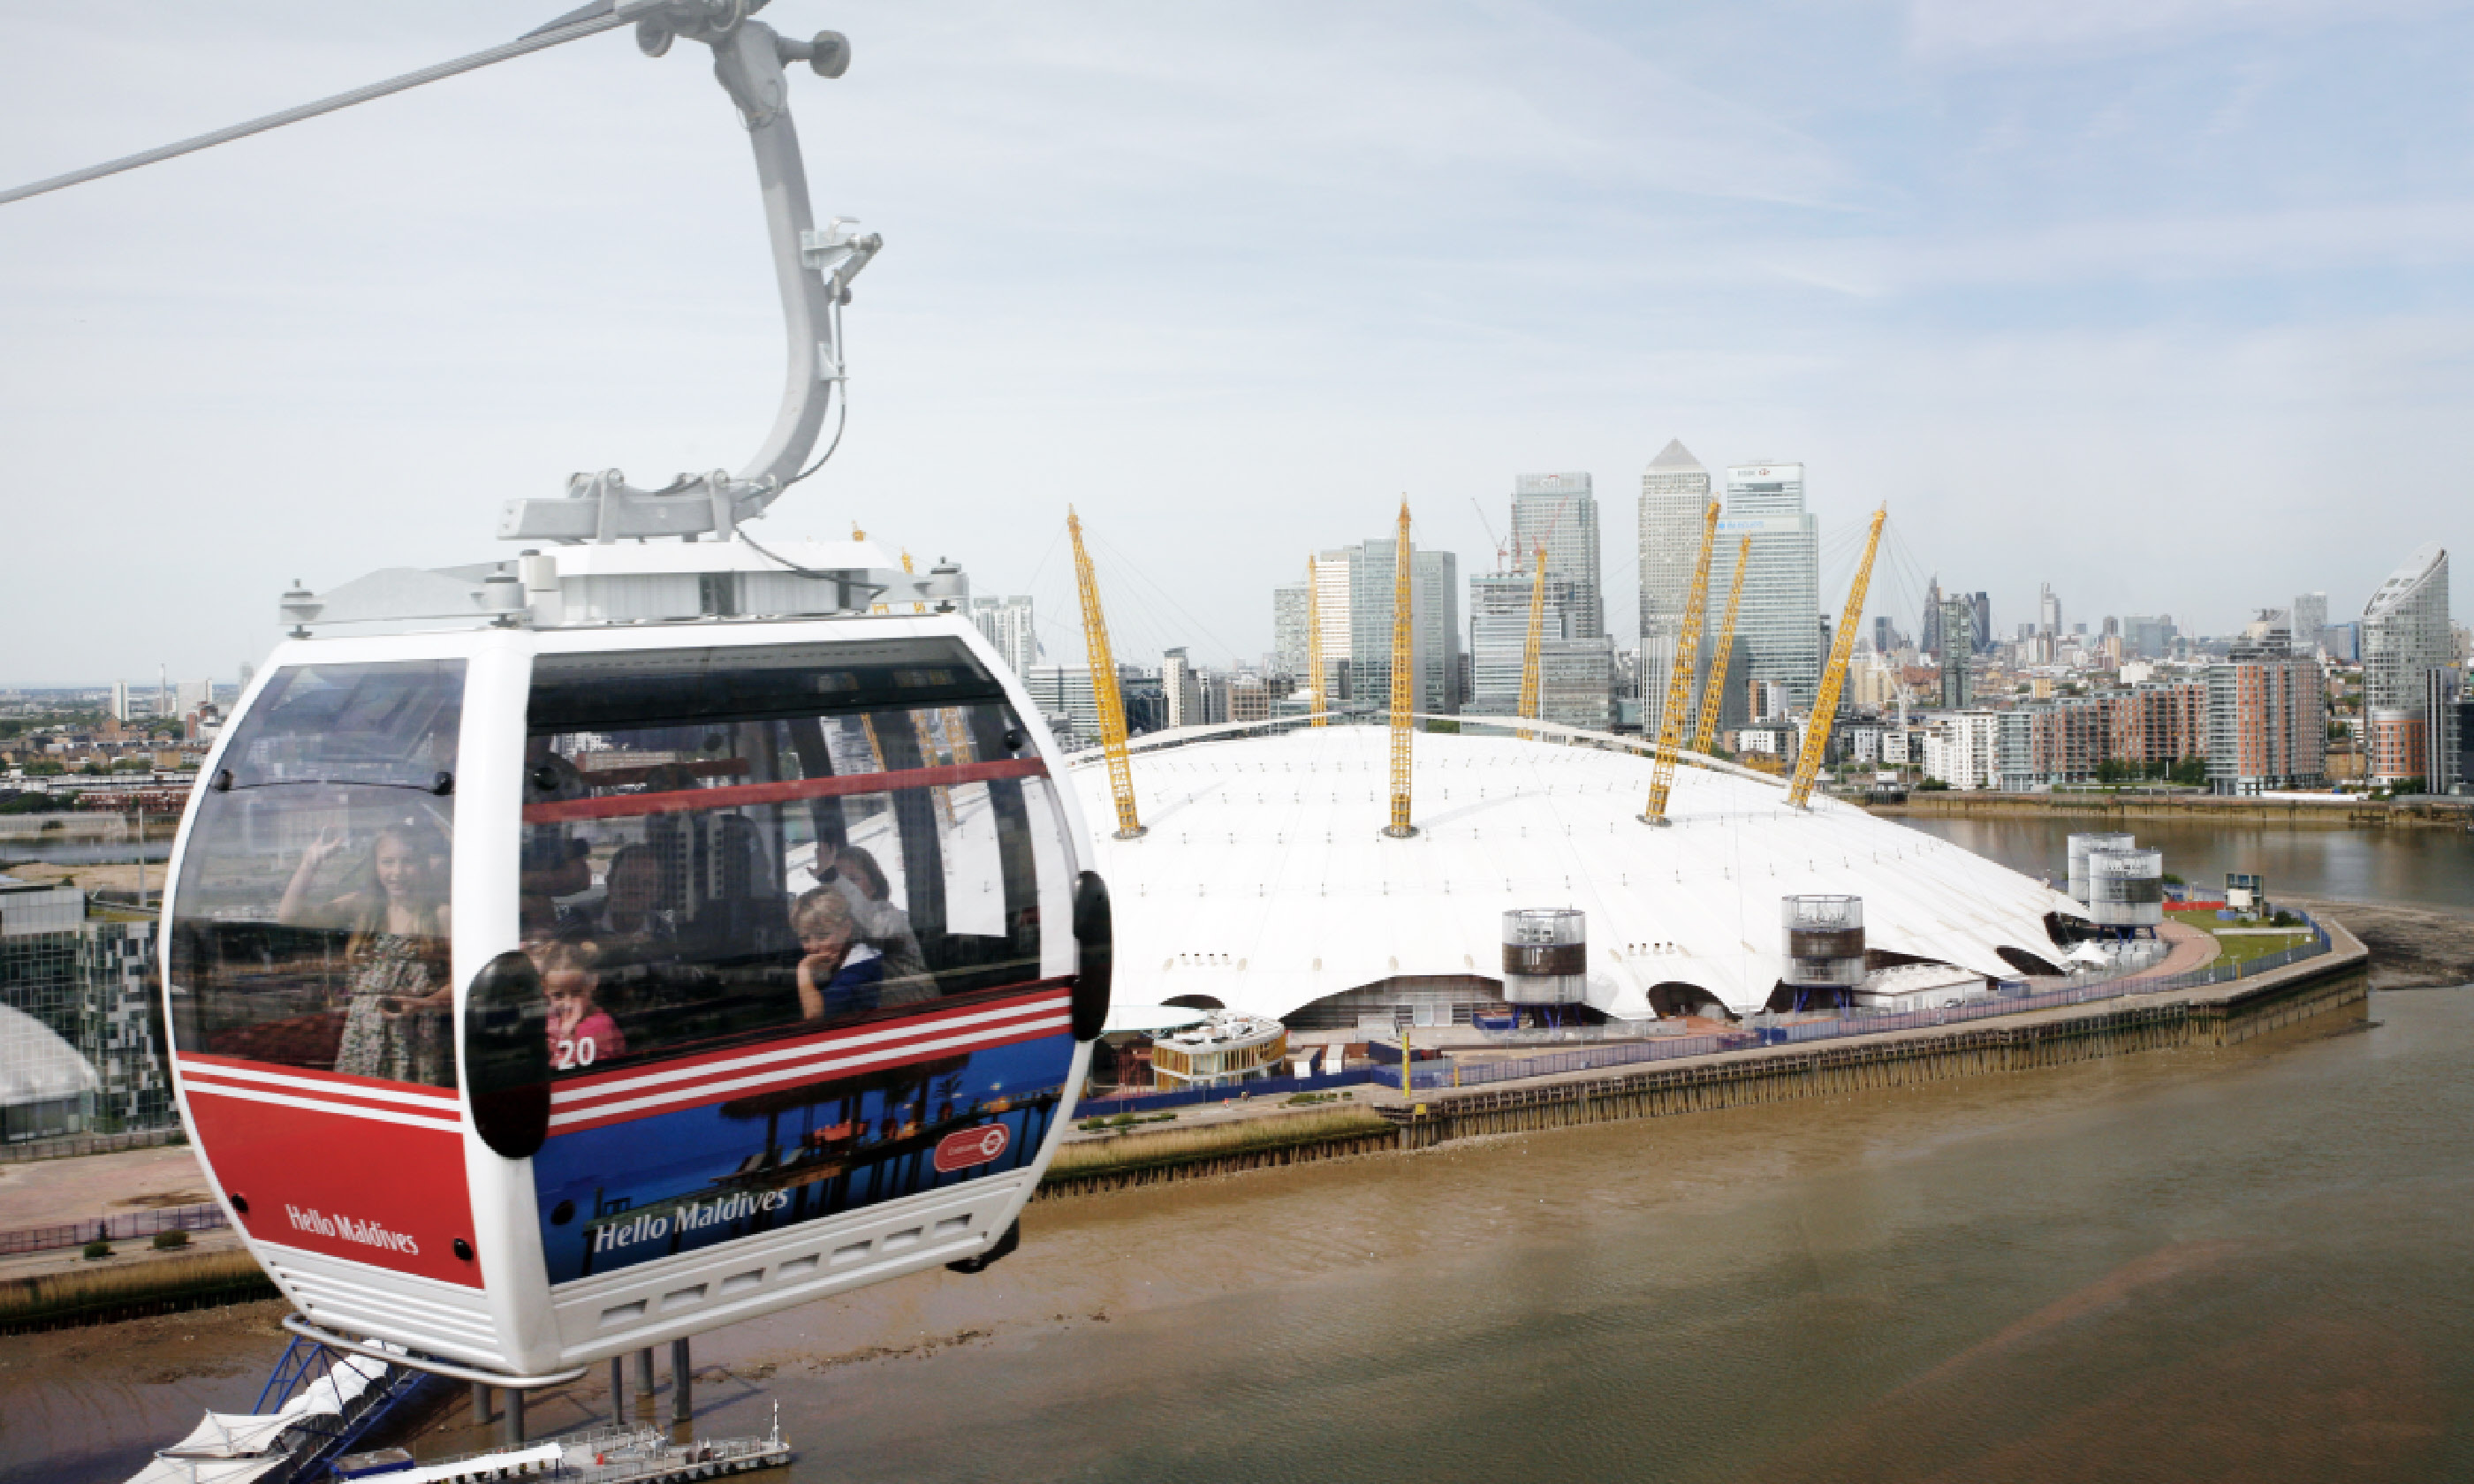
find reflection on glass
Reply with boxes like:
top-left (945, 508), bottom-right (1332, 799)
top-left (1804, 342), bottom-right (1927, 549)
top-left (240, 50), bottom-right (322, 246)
top-left (169, 661), bottom-right (464, 1089)
top-left (522, 639), bottom-right (1069, 1076)
top-left (277, 817), bottom-right (454, 1085)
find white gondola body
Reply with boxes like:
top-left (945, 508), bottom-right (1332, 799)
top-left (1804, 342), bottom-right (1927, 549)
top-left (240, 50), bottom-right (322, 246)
top-left (162, 615), bottom-right (1098, 1375)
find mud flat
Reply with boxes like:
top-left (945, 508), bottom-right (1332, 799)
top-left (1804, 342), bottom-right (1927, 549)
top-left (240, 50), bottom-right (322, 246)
top-left (2292, 897), bottom-right (2474, 989)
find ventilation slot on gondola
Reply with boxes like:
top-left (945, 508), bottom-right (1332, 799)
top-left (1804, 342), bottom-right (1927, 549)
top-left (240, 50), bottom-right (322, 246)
top-left (661, 1285), bottom-right (707, 1313)
top-left (598, 1301), bottom-right (648, 1330)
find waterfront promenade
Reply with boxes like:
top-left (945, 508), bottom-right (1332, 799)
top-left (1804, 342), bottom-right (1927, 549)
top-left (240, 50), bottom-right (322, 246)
top-left (1040, 912), bottom-right (2369, 1198)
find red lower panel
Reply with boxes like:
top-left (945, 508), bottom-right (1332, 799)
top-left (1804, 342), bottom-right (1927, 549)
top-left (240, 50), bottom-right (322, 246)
top-left (185, 1087), bottom-right (482, 1289)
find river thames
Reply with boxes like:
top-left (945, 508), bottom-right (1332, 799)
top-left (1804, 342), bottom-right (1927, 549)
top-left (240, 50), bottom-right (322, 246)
top-left (4, 820), bottom-right (2468, 1484)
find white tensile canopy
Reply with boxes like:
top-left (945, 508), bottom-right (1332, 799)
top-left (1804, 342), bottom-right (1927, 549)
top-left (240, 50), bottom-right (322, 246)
top-left (1072, 727), bottom-right (2075, 1020)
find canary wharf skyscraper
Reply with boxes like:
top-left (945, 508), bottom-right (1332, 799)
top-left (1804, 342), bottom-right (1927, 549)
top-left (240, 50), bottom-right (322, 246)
top-left (1712, 460), bottom-right (1822, 708)
top-left (1509, 473), bottom-right (1603, 640)
top-left (1635, 441), bottom-right (1711, 728)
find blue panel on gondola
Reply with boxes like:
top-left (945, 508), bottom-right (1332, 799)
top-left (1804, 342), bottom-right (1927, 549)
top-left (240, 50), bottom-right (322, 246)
top-left (533, 1025), bottom-right (1073, 1283)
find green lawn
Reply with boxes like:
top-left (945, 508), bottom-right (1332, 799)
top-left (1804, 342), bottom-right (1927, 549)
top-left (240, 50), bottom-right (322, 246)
top-left (2166, 908), bottom-right (2313, 965)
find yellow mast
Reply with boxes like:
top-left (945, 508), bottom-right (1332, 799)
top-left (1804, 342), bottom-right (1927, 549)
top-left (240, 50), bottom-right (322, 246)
top-left (1641, 499), bottom-right (1719, 825)
top-left (1068, 508), bottom-right (1144, 839)
top-left (1690, 534), bottom-right (1752, 757)
top-left (1304, 556), bottom-right (1327, 727)
top-left (1515, 544), bottom-right (1547, 743)
top-left (1385, 499), bottom-right (1417, 838)
top-left (1787, 506), bottom-right (1886, 809)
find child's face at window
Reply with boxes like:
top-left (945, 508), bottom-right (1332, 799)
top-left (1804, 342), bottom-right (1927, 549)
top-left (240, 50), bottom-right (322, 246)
top-left (798, 920), bottom-right (851, 958)
top-left (544, 968), bottom-right (595, 1013)
top-left (374, 837), bottom-right (423, 900)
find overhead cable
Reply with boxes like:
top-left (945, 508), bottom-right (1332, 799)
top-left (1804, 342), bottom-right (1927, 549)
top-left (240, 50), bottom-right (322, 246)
top-left (0, 11), bottom-right (631, 208)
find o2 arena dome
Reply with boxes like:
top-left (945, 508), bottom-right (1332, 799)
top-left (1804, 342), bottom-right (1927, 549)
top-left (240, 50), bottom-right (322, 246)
top-left (1071, 725), bottom-right (2077, 1026)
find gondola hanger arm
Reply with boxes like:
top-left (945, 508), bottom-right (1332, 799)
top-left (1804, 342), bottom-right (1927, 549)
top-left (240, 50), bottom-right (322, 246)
top-left (1, 0), bottom-right (877, 546)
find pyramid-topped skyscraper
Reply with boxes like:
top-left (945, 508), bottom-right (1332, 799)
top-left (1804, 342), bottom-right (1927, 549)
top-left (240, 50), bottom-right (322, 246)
top-left (1637, 440), bottom-right (1712, 729)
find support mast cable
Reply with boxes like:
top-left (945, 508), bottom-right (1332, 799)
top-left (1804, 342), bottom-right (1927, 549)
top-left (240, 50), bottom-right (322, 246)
top-left (1641, 499), bottom-right (1719, 825)
top-left (1787, 505), bottom-right (1887, 809)
top-left (1691, 534), bottom-right (1752, 757)
top-left (1304, 556), bottom-right (1329, 728)
top-left (1516, 543), bottom-right (1548, 743)
top-left (1385, 499), bottom-right (1417, 838)
top-left (1068, 509), bottom-right (1144, 839)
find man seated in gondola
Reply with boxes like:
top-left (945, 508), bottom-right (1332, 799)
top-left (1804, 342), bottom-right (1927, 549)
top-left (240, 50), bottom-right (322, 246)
top-left (560, 844), bottom-right (677, 949)
top-left (790, 887), bottom-right (884, 1022)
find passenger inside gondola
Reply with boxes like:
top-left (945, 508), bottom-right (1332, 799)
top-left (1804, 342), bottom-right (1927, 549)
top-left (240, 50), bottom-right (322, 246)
top-left (275, 820), bottom-right (455, 1086)
top-left (828, 845), bottom-right (933, 1004)
top-left (562, 844), bottom-right (675, 947)
top-left (167, 658), bottom-right (468, 1087)
top-left (532, 937), bottom-right (626, 1070)
top-left (790, 888), bottom-right (884, 1020)
top-left (518, 638), bottom-right (1065, 1074)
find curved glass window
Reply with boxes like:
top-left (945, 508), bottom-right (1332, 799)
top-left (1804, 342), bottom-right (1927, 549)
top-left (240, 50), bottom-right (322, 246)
top-left (520, 638), bottom-right (1067, 1076)
top-left (169, 661), bottom-right (464, 1087)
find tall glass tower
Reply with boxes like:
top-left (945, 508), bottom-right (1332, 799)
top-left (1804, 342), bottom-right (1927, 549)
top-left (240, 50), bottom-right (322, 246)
top-left (1509, 473), bottom-right (1603, 640)
top-left (1716, 461), bottom-right (1821, 709)
top-left (1637, 441), bottom-right (1709, 645)
top-left (1635, 441), bottom-right (1709, 729)
top-left (2361, 542), bottom-right (2452, 783)
top-left (1347, 537), bottom-right (1461, 715)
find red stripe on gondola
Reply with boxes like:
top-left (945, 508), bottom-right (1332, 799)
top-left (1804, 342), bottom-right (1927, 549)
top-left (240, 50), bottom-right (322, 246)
top-left (546, 988), bottom-right (1074, 1134)
top-left (545, 1016), bottom-right (1071, 1135)
top-left (550, 997), bottom-right (1066, 1112)
top-left (177, 1052), bottom-right (461, 1105)
top-left (550, 981), bottom-right (1073, 1101)
top-left (182, 1078), bottom-right (459, 1127)
top-left (521, 755), bottom-right (1050, 824)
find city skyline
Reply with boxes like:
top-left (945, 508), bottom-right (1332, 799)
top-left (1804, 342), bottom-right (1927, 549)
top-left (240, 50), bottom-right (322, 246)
top-left (7, 5), bottom-right (2474, 681)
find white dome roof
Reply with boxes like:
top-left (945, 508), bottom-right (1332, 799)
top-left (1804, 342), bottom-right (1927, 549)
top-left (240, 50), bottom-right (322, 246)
top-left (0, 1003), bottom-right (99, 1106)
top-left (1072, 727), bottom-right (2073, 1019)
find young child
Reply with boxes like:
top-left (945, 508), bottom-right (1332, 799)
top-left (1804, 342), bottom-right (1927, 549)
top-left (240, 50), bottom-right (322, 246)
top-left (534, 938), bottom-right (626, 1069)
top-left (789, 887), bottom-right (885, 1022)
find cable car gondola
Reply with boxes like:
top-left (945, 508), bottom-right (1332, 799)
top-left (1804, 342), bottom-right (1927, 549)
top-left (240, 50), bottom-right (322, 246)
top-left (4, 2), bottom-right (1114, 1383)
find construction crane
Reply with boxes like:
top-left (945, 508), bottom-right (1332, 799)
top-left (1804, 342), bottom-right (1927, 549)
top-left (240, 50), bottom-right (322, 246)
top-left (1515, 543), bottom-right (1548, 743)
top-left (1640, 499), bottom-right (1719, 825)
top-left (1385, 498), bottom-right (1418, 838)
top-left (1304, 555), bottom-right (1328, 727)
top-left (1469, 496), bottom-right (1508, 572)
top-left (1690, 534), bottom-right (1752, 757)
top-left (1787, 506), bottom-right (1887, 809)
top-left (1068, 508), bottom-right (1144, 838)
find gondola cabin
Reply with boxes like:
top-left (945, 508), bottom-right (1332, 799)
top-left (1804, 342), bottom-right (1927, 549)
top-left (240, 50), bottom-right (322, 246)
top-left (163, 549), bottom-right (1110, 1378)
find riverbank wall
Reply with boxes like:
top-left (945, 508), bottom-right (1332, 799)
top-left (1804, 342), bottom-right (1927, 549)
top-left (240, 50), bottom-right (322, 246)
top-left (1862, 791), bottom-right (2474, 829)
top-left (1037, 920), bottom-right (2371, 1197)
top-left (0, 1248), bottom-right (276, 1335)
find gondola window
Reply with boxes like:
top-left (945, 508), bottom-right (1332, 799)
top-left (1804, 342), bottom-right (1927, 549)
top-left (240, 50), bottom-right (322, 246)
top-left (521, 639), bottom-right (1069, 1073)
top-left (168, 661), bottom-right (466, 1089)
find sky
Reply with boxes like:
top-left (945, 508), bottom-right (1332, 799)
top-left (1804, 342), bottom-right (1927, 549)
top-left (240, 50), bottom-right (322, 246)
top-left (3, 0), bottom-right (2470, 684)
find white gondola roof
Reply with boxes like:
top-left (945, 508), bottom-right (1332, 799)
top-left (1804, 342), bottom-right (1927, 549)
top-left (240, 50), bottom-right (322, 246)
top-left (1073, 726), bottom-right (2074, 1019)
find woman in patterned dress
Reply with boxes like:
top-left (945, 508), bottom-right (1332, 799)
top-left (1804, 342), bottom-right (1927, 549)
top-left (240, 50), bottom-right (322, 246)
top-left (279, 820), bottom-right (454, 1086)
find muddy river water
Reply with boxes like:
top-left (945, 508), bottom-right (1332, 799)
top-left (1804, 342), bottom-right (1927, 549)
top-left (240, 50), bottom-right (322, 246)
top-left (11, 982), bottom-right (2472, 1483)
